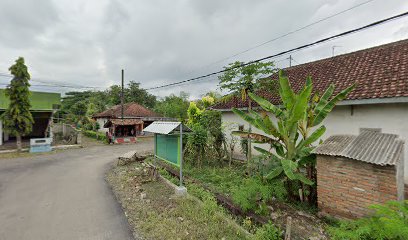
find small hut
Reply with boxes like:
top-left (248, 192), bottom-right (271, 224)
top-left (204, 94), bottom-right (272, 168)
top-left (314, 129), bottom-right (405, 219)
top-left (103, 119), bottom-right (143, 143)
top-left (92, 102), bottom-right (174, 144)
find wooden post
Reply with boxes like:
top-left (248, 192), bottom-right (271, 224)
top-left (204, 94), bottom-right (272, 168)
top-left (285, 216), bottom-right (292, 240)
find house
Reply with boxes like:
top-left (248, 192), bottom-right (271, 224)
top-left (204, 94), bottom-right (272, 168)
top-left (92, 102), bottom-right (173, 143)
top-left (211, 39), bottom-right (408, 183)
top-left (0, 89), bottom-right (61, 146)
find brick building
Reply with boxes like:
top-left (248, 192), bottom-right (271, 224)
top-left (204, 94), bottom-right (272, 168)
top-left (314, 129), bottom-right (405, 219)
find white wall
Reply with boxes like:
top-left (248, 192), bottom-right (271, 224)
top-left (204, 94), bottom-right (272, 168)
top-left (96, 118), bottom-right (109, 133)
top-left (221, 103), bottom-right (408, 183)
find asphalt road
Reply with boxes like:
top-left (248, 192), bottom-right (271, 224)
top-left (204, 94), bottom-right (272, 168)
top-left (0, 140), bottom-right (153, 240)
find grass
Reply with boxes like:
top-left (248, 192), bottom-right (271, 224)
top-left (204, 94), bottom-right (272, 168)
top-left (183, 162), bottom-right (246, 196)
top-left (106, 161), bottom-right (250, 240)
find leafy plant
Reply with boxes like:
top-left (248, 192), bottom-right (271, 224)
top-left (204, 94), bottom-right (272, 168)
top-left (328, 201), bottom-right (408, 240)
top-left (253, 221), bottom-right (282, 240)
top-left (232, 70), bottom-right (355, 202)
top-left (218, 61), bottom-right (276, 174)
top-left (231, 177), bottom-right (285, 215)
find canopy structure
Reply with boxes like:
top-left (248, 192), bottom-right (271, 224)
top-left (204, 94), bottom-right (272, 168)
top-left (144, 121), bottom-right (191, 190)
top-left (143, 121), bottom-right (191, 135)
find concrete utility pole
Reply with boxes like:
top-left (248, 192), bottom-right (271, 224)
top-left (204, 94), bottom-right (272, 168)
top-left (121, 69), bottom-right (124, 120)
top-left (289, 55), bottom-right (292, 67)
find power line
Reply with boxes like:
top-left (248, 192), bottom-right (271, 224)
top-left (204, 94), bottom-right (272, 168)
top-left (178, 0), bottom-right (377, 77)
top-left (0, 73), bottom-right (103, 89)
top-left (145, 11), bottom-right (408, 91)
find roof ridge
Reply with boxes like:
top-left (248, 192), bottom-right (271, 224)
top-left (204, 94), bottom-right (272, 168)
top-left (283, 38), bottom-right (408, 72)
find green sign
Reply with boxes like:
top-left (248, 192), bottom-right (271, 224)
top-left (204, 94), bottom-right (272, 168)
top-left (155, 134), bottom-right (180, 166)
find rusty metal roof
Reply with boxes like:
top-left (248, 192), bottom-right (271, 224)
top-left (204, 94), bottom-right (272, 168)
top-left (313, 130), bottom-right (404, 166)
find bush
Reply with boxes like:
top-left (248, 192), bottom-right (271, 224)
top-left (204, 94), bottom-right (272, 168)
top-left (328, 201), bottom-right (408, 240)
top-left (232, 177), bottom-right (286, 215)
top-left (253, 221), bottom-right (281, 240)
top-left (83, 130), bottom-right (107, 143)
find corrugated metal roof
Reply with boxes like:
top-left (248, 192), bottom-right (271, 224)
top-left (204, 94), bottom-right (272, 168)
top-left (143, 121), bottom-right (191, 135)
top-left (313, 130), bottom-right (404, 166)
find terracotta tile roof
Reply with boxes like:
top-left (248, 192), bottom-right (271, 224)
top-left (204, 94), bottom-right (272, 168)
top-left (212, 39), bottom-right (408, 110)
top-left (93, 102), bottom-right (160, 118)
top-left (103, 119), bottom-right (143, 128)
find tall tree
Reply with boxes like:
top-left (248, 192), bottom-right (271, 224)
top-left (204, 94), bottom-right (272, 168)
top-left (125, 81), bottom-right (157, 109)
top-left (154, 92), bottom-right (190, 121)
top-left (218, 61), bottom-right (275, 174)
top-left (1, 57), bottom-right (34, 151)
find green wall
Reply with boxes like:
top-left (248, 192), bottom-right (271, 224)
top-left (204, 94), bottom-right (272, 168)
top-left (0, 89), bottom-right (61, 111)
top-left (155, 134), bottom-right (180, 166)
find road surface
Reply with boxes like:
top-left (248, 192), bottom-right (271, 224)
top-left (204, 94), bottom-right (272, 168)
top-left (0, 140), bottom-right (153, 240)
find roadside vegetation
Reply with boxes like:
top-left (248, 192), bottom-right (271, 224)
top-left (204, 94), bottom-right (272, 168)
top-left (106, 161), bottom-right (251, 240)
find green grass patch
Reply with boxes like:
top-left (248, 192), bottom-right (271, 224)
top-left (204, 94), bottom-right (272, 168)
top-left (107, 161), bottom-right (250, 240)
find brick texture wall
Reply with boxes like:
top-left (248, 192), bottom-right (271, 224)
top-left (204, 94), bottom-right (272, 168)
top-left (316, 155), bottom-right (398, 219)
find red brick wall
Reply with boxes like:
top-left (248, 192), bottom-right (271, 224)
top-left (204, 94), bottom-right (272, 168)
top-left (316, 155), bottom-right (398, 219)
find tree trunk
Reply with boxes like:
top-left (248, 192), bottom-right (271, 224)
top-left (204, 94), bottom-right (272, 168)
top-left (247, 98), bottom-right (252, 174)
top-left (16, 133), bottom-right (22, 152)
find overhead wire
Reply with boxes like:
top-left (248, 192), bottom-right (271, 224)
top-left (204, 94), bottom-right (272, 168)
top-left (178, 0), bottom-right (377, 77)
top-left (145, 11), bottom-right (408, 91)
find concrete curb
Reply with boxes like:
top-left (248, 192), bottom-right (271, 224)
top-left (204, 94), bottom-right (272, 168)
top-left (0, 144), bottom-right (82, 154)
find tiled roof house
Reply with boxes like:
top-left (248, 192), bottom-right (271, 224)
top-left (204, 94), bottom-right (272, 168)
top-left (213, 39), bottom-right (408, 110)
top-left (92, 102), bottom-right (173, 134)
top-left (213, 39), bottom-right (408, 183)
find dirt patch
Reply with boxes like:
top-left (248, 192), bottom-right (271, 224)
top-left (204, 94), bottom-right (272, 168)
top-left (106, 161), bottom-right (249, 240)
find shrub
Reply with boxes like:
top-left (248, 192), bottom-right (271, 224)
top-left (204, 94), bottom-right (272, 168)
top-left (253, 221), bottom-right (281, 240)
top-left (232, 177), bottom-right (286, 215)
top-left (328, 201), bottom-right (408, 240)
top-left (83, 130), bottom-right (108, 143)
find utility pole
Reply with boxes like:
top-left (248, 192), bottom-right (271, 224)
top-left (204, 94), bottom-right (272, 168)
top-left (121, 69), bottom-right (124, 120)
top-left (289, 55), bottom-right (292, 67)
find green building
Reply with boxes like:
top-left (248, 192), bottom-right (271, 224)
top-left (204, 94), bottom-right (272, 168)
top-left (0, 89), bottom-right (61, 145)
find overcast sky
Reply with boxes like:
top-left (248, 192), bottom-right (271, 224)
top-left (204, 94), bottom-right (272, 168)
top-left (0, 0), bottom-right (408, 99)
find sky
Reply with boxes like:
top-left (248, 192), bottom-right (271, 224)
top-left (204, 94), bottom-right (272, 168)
top-left (0, 0), bottom-right (408, 99)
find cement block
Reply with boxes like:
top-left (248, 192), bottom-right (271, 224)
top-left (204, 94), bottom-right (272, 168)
top-left (175, 186), bottom-right (187, 196)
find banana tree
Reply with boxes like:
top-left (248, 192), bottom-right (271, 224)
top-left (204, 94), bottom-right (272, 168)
top-left (232, 70), bottom-right (355, 199)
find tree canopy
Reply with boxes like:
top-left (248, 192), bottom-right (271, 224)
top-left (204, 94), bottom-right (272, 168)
top-left (0, 57), bottom-right (34, 150)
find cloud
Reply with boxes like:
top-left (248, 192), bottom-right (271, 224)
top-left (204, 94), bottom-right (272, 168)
top-left (0, 0), bottom-right (407, 98)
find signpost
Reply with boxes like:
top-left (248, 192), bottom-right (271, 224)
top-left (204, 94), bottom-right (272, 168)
top-left (143, 121), bottom-right (191, 195)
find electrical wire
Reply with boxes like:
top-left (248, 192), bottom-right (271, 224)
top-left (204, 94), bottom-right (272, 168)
top-left (145, 11), bottom-right (408, 91)
top-left (179, 0), bottom-right (377, 77)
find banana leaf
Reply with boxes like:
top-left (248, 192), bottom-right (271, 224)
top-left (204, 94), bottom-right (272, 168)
top-left (278, 71), bottom-right (295, 110)
top-left (248, 92), bottom-right (283, 117)
top-left (294, 173), bottom-right (314, 185)
top-left (265, 166), bottom-right (284, 180)
top-left (254, 146), bottom-right (281, 162)
top-left (314, 84), bottom-right (334, 113)
top-left (281, 159), bottom-right (298, 180)
top-left (297, 125), bottom-right (326, 149)
top-left (312, 84), bottom-right (355, 126)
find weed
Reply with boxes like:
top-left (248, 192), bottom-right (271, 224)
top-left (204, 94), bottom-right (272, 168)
top-left (328, 201), bottom-right (408, 240)
top-left (252, 221), bottom-right (282, 240)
